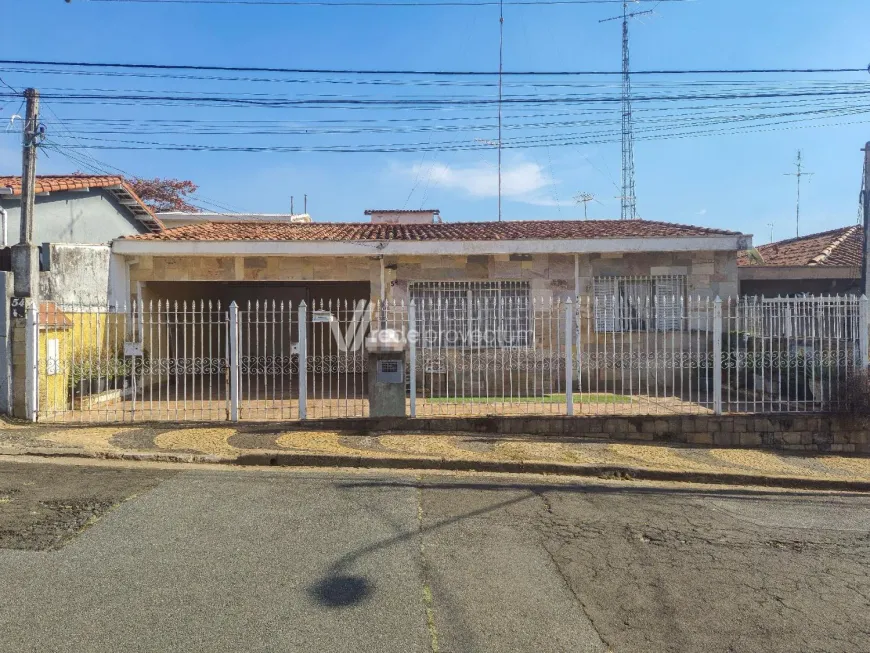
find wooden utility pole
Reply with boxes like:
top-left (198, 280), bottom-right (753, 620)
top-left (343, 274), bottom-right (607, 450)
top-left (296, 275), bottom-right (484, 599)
top-left (12, 88), bottom-right (40, 298)
top-left (861, 142), bottom-right (870, 297)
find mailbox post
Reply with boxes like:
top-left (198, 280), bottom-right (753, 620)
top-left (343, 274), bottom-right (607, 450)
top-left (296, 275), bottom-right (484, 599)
top-left (366, 328), bottom-right (407, 418)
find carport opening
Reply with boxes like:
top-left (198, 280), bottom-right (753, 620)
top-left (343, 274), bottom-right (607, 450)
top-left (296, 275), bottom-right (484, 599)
top-left (137, 281), bottom-right (372, 401)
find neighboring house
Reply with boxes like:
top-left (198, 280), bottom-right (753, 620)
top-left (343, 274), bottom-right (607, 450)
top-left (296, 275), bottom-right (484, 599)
top-left (0, 175), bottom-right (161, 416)
top-left (0, 175), bottom-right (161, 304)
top-left (738, 225), bottom-right (862, 297)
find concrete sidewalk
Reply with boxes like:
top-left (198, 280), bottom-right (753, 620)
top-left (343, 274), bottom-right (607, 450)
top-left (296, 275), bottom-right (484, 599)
top-left (3, 420), bottom-right (870, 490)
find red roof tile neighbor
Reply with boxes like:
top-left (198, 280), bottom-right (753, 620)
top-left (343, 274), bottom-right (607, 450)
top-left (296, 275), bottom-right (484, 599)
top-left (122, 219), bottom-right (740, 242)
top-left (0, 175), bottom-right (120, 196)
top-left (0, 175), bottom-right (163, 232)
top-left (39, 302), bottom-right (73, 330)
top-left (738, 226), bottom-right (863, 267)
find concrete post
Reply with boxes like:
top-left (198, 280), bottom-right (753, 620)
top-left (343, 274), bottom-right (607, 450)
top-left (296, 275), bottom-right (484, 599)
top-left (0, 272), bottom-right (12, 415)
top-left (13, 89), bottom-right (40, 300)
top-left (713, 296), bottom-right (723, 415)
top-left (298, 301), bottom-right (307, 420)
top-left (228, 302), bottom-right (239, 422)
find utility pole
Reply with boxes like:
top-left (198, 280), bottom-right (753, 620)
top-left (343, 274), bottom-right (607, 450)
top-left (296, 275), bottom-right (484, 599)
top-left (12, 88), bottom-right (40, 299)
top-left (861, 142), bottom-right (870, 297)
top-left (784, 150), bottom-right (813, 238)
top-left (497, 0), bottom-right (504, 221)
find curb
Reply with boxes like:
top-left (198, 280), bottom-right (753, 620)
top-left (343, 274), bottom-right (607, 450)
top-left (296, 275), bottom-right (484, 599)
top-left (2, 447), bottom-right (870, 492)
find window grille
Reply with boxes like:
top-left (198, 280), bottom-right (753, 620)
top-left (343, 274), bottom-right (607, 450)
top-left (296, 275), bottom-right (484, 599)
top-left (409, 281), bottom-right (532, 348)
top-left (592, 275), bottom-right (686, 332)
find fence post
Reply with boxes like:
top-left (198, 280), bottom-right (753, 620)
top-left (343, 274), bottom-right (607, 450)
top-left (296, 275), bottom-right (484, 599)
top-left (408, 300), bottom-right (416, 418)
top-left (860, 295), bottom-right (869, 369)
top-left (228, 301), bottom-right (239, 422)
top-left (565, 298), bottom-right (574, 416)
top-left (298, 301), bottom-right (307, 420)
top-left (713, 296), bottom-right (723, 416)
top-left (25, 300), bottom-right (37, 422)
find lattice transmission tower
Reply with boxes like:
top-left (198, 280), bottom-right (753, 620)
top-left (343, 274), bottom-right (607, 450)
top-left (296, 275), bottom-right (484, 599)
top-left (601, 2), bottom-right (655, 220)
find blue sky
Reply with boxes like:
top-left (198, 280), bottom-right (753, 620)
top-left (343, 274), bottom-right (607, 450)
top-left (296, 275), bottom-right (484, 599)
top-left (1, 0), bottom-right (869, 244)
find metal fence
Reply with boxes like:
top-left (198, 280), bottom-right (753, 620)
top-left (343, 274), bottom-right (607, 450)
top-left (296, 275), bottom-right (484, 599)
top-left (29, 293), bottom-right (869, 423)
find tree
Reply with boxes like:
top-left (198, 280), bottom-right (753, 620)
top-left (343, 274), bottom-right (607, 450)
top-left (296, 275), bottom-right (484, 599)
top-left (128, 177), bottom-right (200, 213)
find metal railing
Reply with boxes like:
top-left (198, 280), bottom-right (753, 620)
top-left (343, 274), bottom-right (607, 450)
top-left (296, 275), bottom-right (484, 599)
top-left (30, 293), bottom-right (870, 422)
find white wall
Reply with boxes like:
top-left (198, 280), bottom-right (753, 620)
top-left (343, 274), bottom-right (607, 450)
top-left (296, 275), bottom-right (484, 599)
top-left (39, 244), bottom-right (113, 305)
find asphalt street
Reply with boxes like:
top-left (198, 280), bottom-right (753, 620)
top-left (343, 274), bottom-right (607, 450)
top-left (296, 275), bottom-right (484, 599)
top-left (1, 459), bottom-right (869, 653)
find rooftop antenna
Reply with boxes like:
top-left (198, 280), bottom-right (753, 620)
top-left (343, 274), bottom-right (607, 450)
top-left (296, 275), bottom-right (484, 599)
top-left (601, 1), bottom-right (656, 221)
top-left (784, 150), bottom-right (813, 237)
top-left (291, 195), bottom-right (295, 214)
top-left (574, 192), bottom-right (596, 220)
top-left (767, 222), bottom-right (774, 244)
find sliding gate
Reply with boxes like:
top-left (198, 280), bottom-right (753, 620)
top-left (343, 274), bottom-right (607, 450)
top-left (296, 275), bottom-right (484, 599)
top-left (35, 299), bottom-right (373, 422)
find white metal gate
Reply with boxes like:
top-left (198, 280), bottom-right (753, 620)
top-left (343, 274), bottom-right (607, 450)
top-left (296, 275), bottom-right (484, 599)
top-left (30, 294), bottom-right (870, 423)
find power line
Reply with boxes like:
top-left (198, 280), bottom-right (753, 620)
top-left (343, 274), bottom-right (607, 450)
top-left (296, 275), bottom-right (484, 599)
top-left (85, 0), bottom-right (691, 6)
top-left (1, 58), bottom-right (867, 77)
top-left (6, 87), bottom-right (870, 110)
top-left (40, 110), bottom-right (870, 154)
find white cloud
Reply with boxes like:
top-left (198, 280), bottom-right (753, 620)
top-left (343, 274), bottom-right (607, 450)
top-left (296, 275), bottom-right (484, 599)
top-left (697, 208), bottom-right (708, 216)
top-left (404, 161), bottom-right (552, 199)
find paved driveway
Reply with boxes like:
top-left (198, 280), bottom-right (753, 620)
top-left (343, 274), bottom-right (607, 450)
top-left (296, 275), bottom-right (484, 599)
top-left (1, 460), bottom-right (868, 652)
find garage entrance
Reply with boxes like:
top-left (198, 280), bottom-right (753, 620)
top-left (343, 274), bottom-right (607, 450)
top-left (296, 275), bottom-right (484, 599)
top-left (37, 281), bottom-right (372, 422)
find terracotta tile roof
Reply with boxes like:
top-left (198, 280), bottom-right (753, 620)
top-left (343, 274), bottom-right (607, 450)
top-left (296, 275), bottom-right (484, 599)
top-left (39, 302), bottom-right (73, 330)
top-left (738, 226), bottom-right (863, 267)
top-left (122, 219), bottom-right (740, 242)
top-left (0, 175), bottom-right (163, 232)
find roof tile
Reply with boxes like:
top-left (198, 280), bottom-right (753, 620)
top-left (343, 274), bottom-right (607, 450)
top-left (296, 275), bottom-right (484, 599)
top-left (122, 219), bottom-right (740, 243)
top-left (0, 175), bottom-right (163, 232)
top-left (739, 226), bottom-right (863, 267)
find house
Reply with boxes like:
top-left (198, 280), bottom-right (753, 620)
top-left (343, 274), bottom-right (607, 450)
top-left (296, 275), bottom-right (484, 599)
top-left (0, 175), bottom-right (160, 417)
top-left (107, 211), bottom-right (748, 399)
top-left (0, 175), bottom-right (161, 305)
top-left (738, 225), bottom-right (863, 297)
top-left (112, 212), bottom-right (748, 312)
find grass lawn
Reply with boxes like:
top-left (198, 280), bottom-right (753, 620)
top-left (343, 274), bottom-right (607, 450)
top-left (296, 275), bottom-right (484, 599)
top-left (425, 393), bottom-right (633, 404)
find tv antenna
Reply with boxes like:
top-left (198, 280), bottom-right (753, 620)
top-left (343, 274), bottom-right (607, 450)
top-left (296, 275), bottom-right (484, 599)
top-left (784, 150), bottom-right (813, 237)
top-left (601, 1), bottom-right (656, 221)
top-left (574, 192), bottom-right (597, 219)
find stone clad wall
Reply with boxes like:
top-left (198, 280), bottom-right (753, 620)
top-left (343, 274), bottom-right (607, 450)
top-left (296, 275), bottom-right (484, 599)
top-left (126, 250), bottom-right (740, 302)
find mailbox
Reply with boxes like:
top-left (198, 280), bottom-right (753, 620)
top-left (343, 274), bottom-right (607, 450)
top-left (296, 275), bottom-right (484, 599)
top-left (376, 359), bottom-right (403, 384)
top-left (367, 329), bottom-right (407, 418)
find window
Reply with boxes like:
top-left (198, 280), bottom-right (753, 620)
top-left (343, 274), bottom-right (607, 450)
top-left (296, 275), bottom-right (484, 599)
top-left (409, 281), bottom-right (532, 348)
top-left (593, 275), bottom-right (686, 332)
